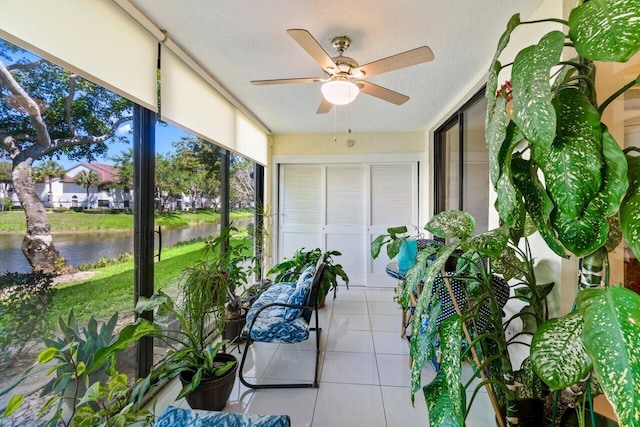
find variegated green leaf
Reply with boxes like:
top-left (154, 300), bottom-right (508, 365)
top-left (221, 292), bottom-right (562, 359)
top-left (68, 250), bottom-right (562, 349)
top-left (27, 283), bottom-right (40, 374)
top-left (551, 128), bottom-right (629, 257)
top-left (496, 122), bottom-right (525, 227)
top-left (403, 250), bottom-right (430, 310)
top-left (491, 245), bottom-right (522, 282)
top-left (487, 97), bottom-right (510, 187)
top-left (531, 311), bottom-right (592, 390)
top-left (423, 315), bottom-right (464, 427)
top-left (511, 158), bottom-right (567, 257)
top-left (537, 88), bottom-right (603, 219)
top-left (467, 226), bottom-right (509, 258)
top-left (605, 214), bottom-right (623, 253)
top-left (621, 154), bottom-right (640, 260)
top-left (550, 204), bottom-right (608, 258)
top-left (425, 210), bottom-right (475, 240)
top-left (592, 129), bottom-right (629, 217)
top-left (577, 286), bottom-right (640, 427)
top-left (512, 31), bottom-right (565, 151)
top-left (569, 0), bottom-right (640, 62)
top-left (414, 246), bottom-right (457, 322)
top-left (514, 282), bottom-right (555, 303)
top-left (486, 14), bottom-right (521, 129)
top-left (410, 300), bottom-right (441, 394)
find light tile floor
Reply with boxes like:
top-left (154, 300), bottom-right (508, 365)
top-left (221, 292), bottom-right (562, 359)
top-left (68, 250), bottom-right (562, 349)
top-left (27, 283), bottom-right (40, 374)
top-left (154, 287), bottom-right (496, 426)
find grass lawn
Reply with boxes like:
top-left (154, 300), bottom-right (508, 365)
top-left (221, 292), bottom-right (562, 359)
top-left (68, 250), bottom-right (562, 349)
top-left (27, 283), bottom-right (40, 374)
top-left (48, 231), bottom-right (253, 326)
top-left (0, 209), bottom-right (254, 233)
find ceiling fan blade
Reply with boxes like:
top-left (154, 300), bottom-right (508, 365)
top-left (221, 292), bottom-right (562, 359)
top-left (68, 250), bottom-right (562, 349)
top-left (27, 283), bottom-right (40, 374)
top-left (357, 81), bottom-right (410, 105)
top-left (287, 29), bottom-right (338, 72)
top-left (355, 46), bottom-right (434, 78)
top-left (251, 77), bottom-right (324, 85)
top-left (316, 97), bottom-right (333, 114)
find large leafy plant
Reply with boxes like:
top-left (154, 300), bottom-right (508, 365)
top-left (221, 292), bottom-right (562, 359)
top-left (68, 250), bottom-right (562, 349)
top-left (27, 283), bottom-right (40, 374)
top-left (483, 1), bottom-right (640, 426)
top-left (268, 248), bottom-right (349, 302)
top-left (407, 211), bottom-right (551, 427)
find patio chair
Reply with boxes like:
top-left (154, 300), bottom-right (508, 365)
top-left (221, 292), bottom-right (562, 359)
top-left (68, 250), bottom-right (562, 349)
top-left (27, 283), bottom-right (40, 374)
top-left (238, 256), bottom-right (326, 389)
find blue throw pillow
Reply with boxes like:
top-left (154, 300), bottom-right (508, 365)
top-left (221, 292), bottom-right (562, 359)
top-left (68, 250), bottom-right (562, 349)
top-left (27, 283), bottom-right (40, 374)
top-left (296, 265), bottom-right (315, 286)
top-left (283, 283), bottom-right (310, 320)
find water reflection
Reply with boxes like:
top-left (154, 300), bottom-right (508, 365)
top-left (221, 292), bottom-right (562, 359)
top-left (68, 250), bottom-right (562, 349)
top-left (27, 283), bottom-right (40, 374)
top-left (0, 222), bottom-right (239, 273)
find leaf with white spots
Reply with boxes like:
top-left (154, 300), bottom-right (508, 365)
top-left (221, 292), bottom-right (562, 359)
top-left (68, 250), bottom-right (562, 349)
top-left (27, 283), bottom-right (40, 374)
top-left (511, 158), bottom-right (567, 258)
top-left (531, 311), bottom-right (592, 390)
top-left (467, 225), bottom-right (509, 258)
top-left (512, 31), bottom-right (565, 151)
top-left (621, 154), bottom-right (640, 260)
top-left (425, 210), bottom-right (475, 240)
top-left (577, 286), bottom-right (640, 427)
top-left (423, 315), bottom-right (464, 427)
top-left (536, 88), bottom-right (603, 219)
top-left (569, 0), bottom-right (640, 62)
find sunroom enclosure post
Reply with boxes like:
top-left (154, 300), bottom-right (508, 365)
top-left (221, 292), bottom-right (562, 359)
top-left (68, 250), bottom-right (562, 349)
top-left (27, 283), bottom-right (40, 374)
top-left (221, 149), bottom-right (230, 253)
top-left (133, 104), bottom-right (156, 378)
top-left (254, 163), bottom-right (265, 279)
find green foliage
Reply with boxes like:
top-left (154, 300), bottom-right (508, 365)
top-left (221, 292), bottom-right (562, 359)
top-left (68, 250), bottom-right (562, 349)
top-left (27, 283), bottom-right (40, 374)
top-left (268, 247), bottom-right (350, 301)
top-left (0, 272), bottom-right (55, 361)
top-left (577, 286), bottom-right (640, 427)
top-left (1, 312), bottom-right (154, 426)
top-left (406, 211), bottom-right (550, 427)
top-left (485, 2), bottom-right (640, 425)
top-left (370, 225), bottom-right (410, 259)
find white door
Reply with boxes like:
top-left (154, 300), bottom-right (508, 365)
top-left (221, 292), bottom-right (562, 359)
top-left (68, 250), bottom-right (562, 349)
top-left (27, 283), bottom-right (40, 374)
top-left (367, 163), bottom-right (419, 287)
top-left (278, 162), bottom-right (418, 287)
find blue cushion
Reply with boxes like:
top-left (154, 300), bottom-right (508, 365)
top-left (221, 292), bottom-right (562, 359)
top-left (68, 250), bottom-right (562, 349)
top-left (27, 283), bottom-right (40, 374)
top-left (296, 265), bottom-right (315, 286)
top-left (283, 281), bottom-right (310, 320)
top-left (155, 405), bottom-right (291, 427)
top-left (244, 280), bottom-right (311, 344)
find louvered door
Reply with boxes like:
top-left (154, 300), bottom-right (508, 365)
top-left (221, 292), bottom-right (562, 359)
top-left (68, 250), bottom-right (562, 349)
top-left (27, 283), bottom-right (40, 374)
top-left (278, 162), bottom-right (417, 287)
top-left (367, 163), bottom-right (418, 286)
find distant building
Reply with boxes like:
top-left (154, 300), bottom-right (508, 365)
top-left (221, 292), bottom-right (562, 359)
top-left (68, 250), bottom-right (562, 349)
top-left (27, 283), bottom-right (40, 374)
top-left (10, 162), bottom-right (132, 210)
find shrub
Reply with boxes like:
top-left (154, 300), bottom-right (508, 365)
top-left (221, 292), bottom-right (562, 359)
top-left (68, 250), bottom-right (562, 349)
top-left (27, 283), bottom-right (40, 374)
top-left (0, 272), bottom-right (56, 362)
top-left (0, 198), bottom-right (13, 212)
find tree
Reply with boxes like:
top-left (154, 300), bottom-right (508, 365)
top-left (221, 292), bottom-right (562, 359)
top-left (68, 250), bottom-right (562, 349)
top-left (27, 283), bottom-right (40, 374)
top-left (0, 161), bottom-right (11, 198)
top-left (0, 40), bottom-right (131, 273)
top-left (33, 160), bottom-right (65, 207)
top-left (172, 137), bottom-right (222, 210)
top-left (231, 159), bottom-right (254, 208)
top-left (74, 169), bottom-right (100, 208)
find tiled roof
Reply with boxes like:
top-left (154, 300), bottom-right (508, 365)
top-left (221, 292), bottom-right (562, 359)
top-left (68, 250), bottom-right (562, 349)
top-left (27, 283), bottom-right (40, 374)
top-left (61, 162), bottom-right (121, 185)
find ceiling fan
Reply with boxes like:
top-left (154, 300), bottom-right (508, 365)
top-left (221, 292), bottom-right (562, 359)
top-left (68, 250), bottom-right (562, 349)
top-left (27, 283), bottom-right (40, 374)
top-left (251, 29), bottom-right (434, 114)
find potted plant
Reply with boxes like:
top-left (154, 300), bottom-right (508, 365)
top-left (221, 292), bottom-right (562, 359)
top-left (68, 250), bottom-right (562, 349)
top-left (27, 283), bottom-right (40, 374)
top-left (405, 210), bottom-right (554, 427)
top-left (133, 292), bottom-right (237, 412)
top-left (484, 2), bottom-right (640, 426)
top-left (409, 2), bottom-right (640, 426)
top-left (268, 247), bottom-right (350, 304)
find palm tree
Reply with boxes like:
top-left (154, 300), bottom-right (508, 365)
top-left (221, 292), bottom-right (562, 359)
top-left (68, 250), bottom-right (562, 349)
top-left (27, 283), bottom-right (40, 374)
top-left (33, 160), bottom-right (66, 207)
top-left (74, 170), bottom-right (100, 209)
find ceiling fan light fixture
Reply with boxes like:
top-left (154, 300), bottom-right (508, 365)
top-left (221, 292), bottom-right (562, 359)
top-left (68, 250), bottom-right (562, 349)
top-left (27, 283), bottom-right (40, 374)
top-left (321, 80), bottom-right (360, 105)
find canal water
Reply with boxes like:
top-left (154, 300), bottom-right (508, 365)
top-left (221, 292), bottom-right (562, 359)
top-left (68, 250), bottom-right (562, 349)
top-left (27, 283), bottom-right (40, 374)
top-left (0, 221), bottom-right (247, 273)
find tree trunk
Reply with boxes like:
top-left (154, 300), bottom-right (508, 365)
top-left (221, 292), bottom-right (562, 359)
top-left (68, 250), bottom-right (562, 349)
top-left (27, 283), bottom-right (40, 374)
top-left (12, 160), bottom-right (74, 274)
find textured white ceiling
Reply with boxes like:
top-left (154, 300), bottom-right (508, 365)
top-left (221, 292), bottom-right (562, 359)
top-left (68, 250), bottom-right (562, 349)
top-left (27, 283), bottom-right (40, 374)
top-left (130, 0), bottom-right (546, 134)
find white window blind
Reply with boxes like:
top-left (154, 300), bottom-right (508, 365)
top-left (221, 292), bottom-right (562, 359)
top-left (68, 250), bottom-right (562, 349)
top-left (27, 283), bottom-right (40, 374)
top-left (0, 0), bottom-right (158, 111)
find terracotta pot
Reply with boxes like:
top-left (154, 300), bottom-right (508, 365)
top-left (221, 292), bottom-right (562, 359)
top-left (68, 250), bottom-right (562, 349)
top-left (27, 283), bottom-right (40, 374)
top-left (179, 353), bottom-right (238, 411)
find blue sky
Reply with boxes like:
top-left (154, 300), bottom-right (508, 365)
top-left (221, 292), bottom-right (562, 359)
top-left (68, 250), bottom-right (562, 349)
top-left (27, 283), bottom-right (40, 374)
top-left (52, 122), bottom-right (191, 169)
